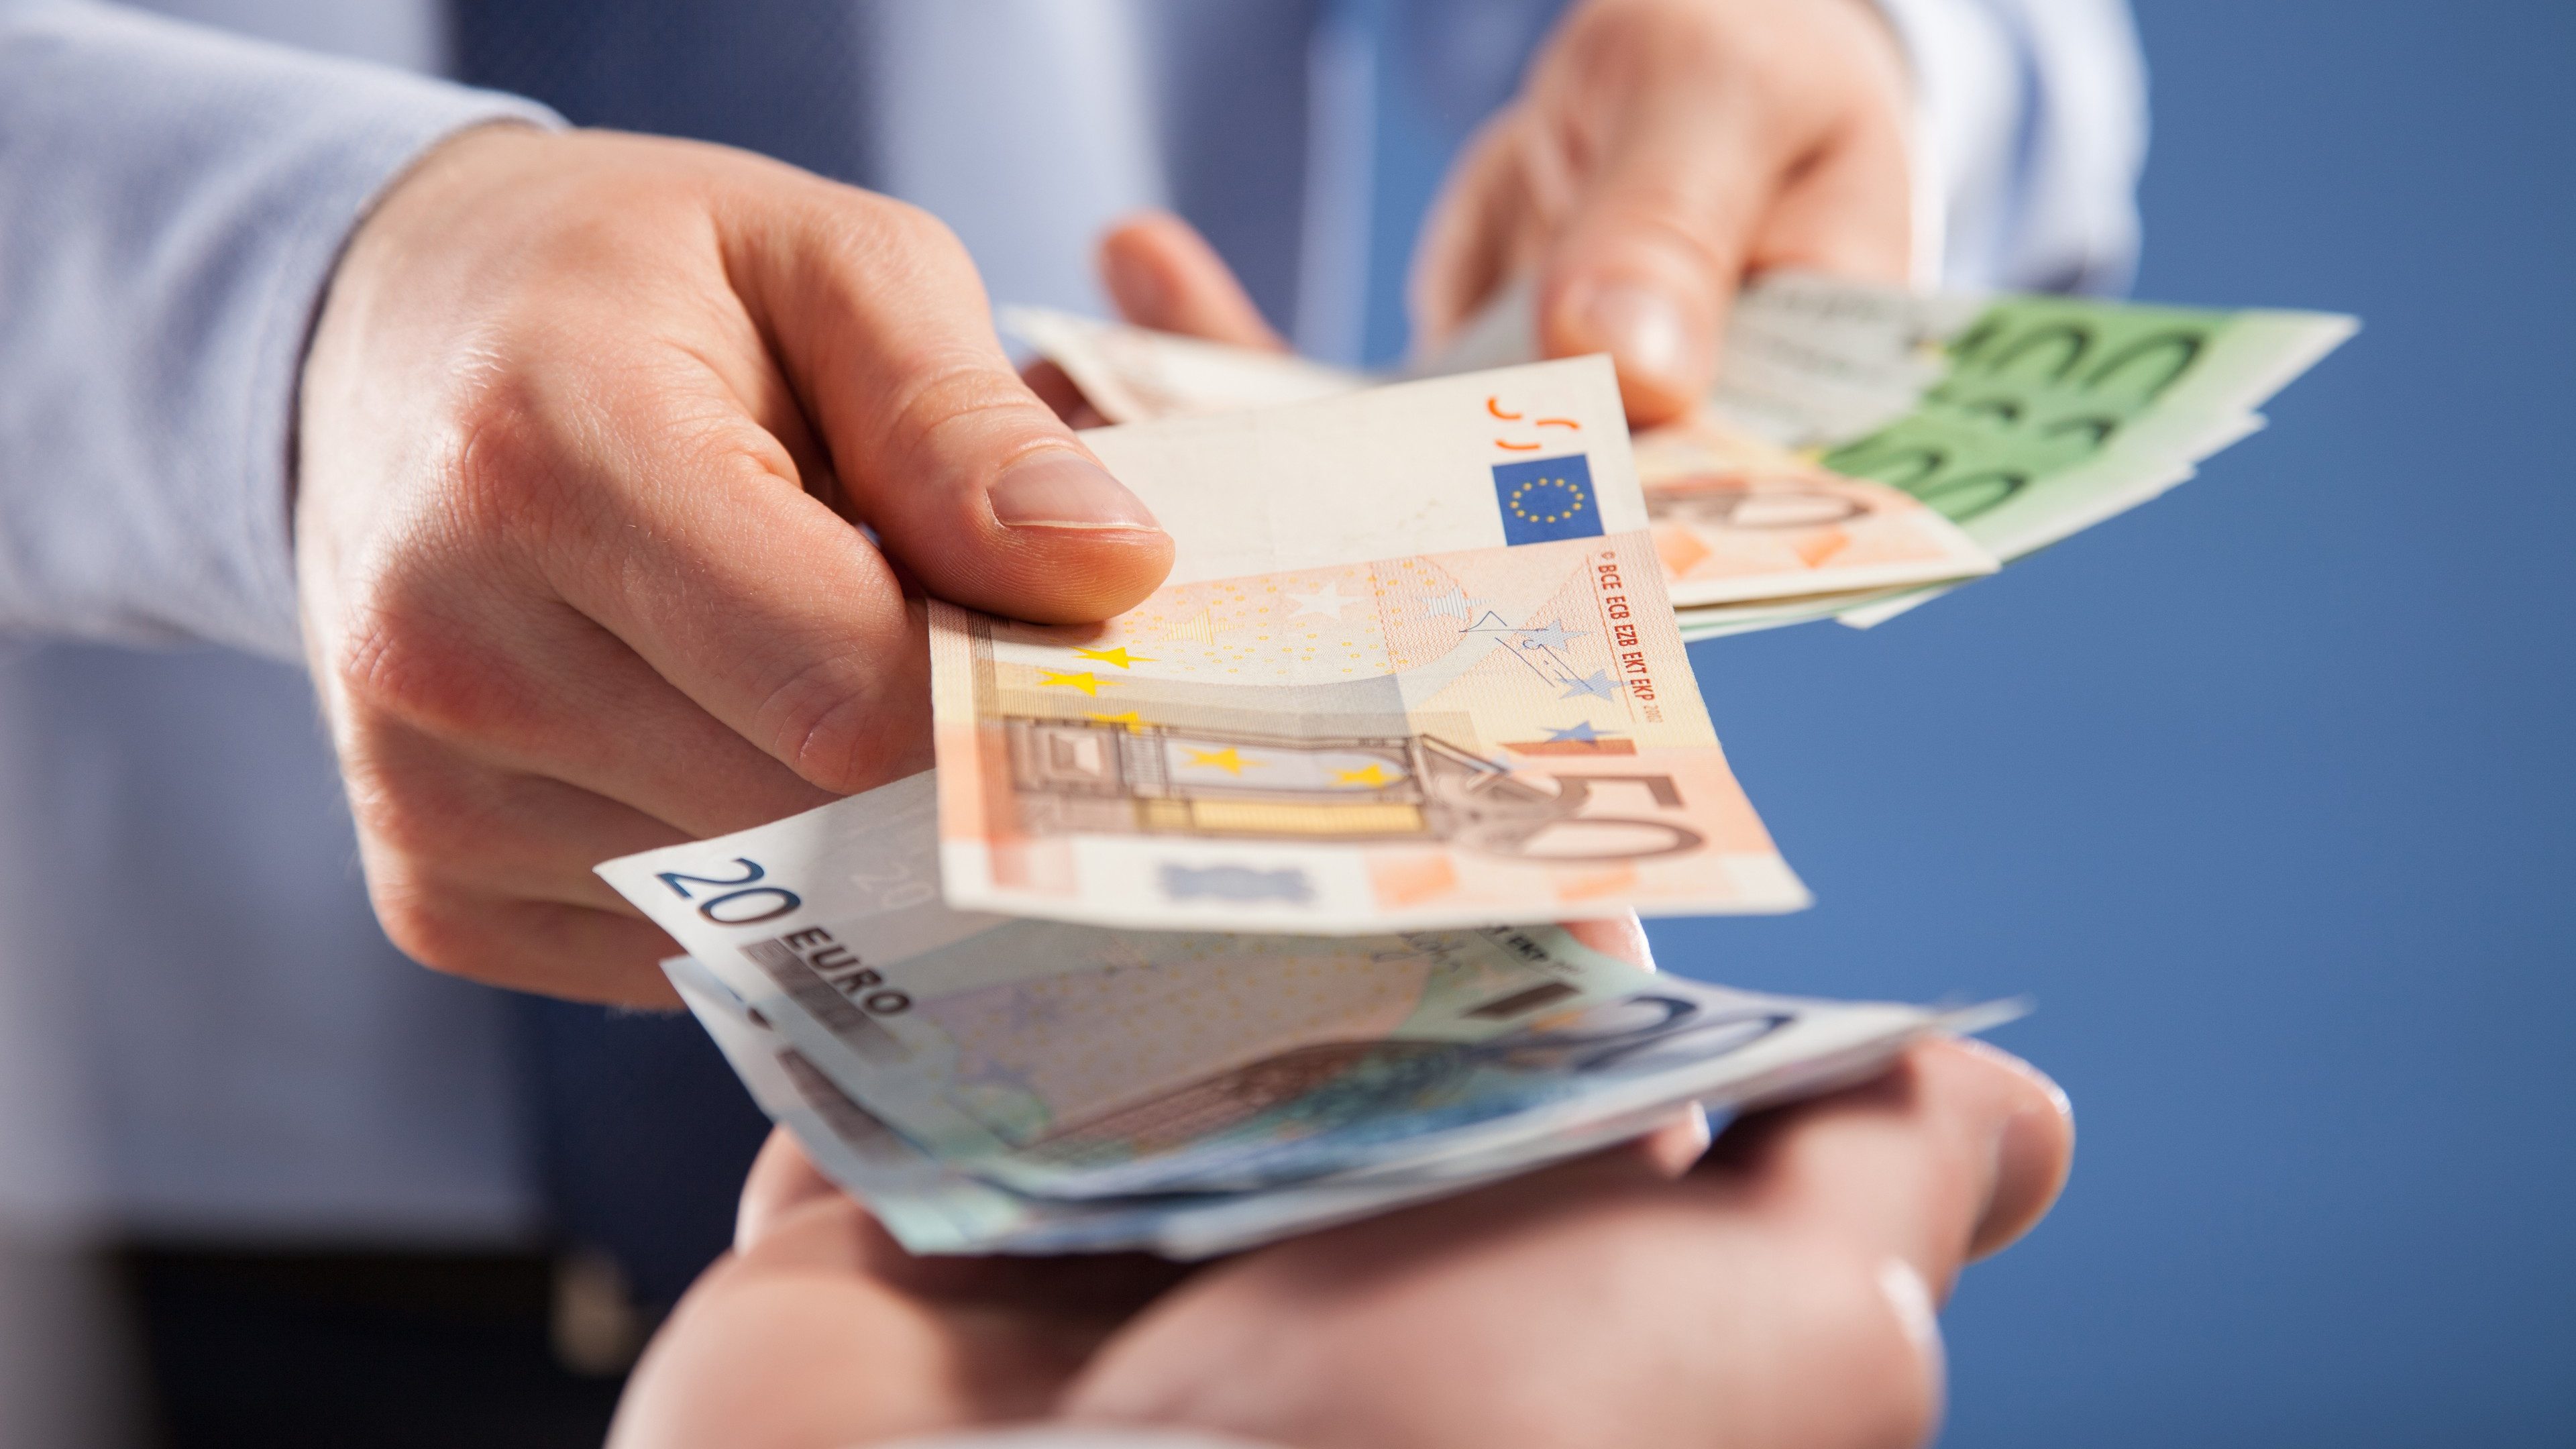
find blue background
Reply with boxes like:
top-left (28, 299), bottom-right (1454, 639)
top-left (1357, 1), bottom-right (2576, 1441)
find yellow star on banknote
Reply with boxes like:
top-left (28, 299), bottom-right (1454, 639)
top-left (1039, 670), bottom-right (1106, 696)
top-left (1332, 763), bottom-right (1395, 787)
top-left (1183, 747), bottom-right (1259, 775)
top-left (1074, 646), bottom-right (1152, 669)
top-left (1087, 711), bottom-right (1143, 729)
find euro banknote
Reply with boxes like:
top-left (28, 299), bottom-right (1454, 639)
top-left (1407, 272), bottom-right (1982, 449)
top-left (930, 358), bottom-right (1809, 934)
top-left (1417, 277), bottom-right (2351, 596)
top-left (602, 772), bottom-right (1658, 1197)
top-left (1008, 305), bottom-right (2002, 610)
top-left (1008, 305), bottom-right (1360, 421)
top-left (1007, 276), bottom-right (2352, 639)
top-left (604, 779), bottom-right (1990, 1254)
top-left (1635, 409), bottom-right (1997, 606)
top-left (661, 953), bottom-right (1520, 1258)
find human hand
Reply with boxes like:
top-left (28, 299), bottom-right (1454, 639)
top-left (608, 1036), bottom-right (2070, 1449)
top-left (1413, 0), bottom-right (1917, 422)
top-left (295, 126), bottom-right (1173, 1003)
top-left (1062, 1036), bottom-right (2070, 1449)
top-left (1018, 211), bottom-right (1291, 431)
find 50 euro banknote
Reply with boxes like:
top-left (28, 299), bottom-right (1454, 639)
top-left (930, 358), bottom-right (1808, 934)
top-left (1633, 410), bottom-right (1996, 606)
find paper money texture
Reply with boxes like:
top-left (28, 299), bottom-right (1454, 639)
top-left (602, 780), bottom-right (1988, 1255)
top-left (930, 360), bottom-right (1807, 932)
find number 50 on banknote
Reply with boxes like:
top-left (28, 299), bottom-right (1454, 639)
top-left (930, 358), bottom-right (1811, 934)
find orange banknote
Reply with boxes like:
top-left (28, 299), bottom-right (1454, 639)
top-left (930, 360), bottom-right (1809, 933)
top-left (1637, 411), bottom-right (1998, 607)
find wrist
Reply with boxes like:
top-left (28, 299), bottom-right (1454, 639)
top-left (303, 122), bottom-right (552, 411)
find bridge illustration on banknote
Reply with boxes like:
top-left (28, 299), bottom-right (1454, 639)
top-left (1000, 716), bottom-right (1708, 864)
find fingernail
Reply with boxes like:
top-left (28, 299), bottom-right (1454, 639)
top-left (1575, 281), bottom-right (1699, 391)
top-left (989, 451), bottom-right (1162, 531)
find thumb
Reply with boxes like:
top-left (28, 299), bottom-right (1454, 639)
top-left (1536, 107), bottom-right (1776, 425)
top-left (731, 187), bottom-right (1173, 624)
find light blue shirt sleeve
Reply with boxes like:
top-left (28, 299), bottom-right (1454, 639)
top-left (1873, 0), bottom-right (2148, 294)
top-left (0, 0), bottom-right (558, 661)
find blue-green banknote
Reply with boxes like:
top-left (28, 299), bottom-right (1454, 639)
top-left (602, 773), bottom-right (1997, 1254)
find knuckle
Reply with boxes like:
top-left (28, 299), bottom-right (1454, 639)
top-left (361, 867), bottom-right (491, 979)
top-left (1546, 0), bottom-right (1844, 164)
top-left (869, 193), bottom-right (965, 258)
top-left (879, 355), bottom-right (1055, 478)
top-left (841, 189), bottom-right (972, 271)
top-left (339, 746), bottom-right (497, 874)
top-left (1593, 188), bottom-right (1737, 278)
top-left (329, 594), bottom-right (541, 745)
top-left (340, 753), bottom-right (438, 862)
top-left (755, 643), bottom-right (930, 795)
top-left (808, 188), bottom-right (977, 299)
top-left (447, 366), bottom-right (570, 527)
top-left (1556, 0), bottom-right (1729, 88)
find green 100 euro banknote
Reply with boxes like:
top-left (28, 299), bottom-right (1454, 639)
top-left (930, 358), bottom-right (1809, 935)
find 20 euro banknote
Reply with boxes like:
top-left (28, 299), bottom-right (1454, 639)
top-left (661, 921), bottom-right (1980, 1255)
top-left (600, 772), bottom-right (1667, 1199)
top-left (929, 358), bottom-right (1807, 933)
top-left (660, 953), bottom-right (1519, 1258)
top-left (604, 778), bottom-right (1974, 1216)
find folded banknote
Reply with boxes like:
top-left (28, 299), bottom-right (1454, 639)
top-left (931, 358), bottom-right (1809, 934)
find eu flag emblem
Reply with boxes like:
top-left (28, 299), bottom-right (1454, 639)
top-left (1492, 454), bottom-right (1603, 545)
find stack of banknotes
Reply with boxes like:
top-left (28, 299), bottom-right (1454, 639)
top-left (603, 777), bottom-right (2004, 1259)
top-left (1008, 272), bottom-right (2355, 640)
top-left (598, 356), bottom-right (2021, 1257)
top-left (597, 283), bottom-right (2346, 1258)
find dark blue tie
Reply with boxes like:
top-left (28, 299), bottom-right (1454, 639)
top-left (451, 0), bottom-right (879, 180)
